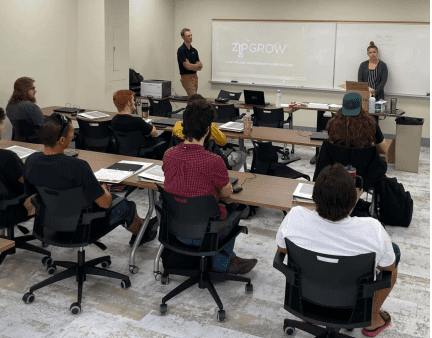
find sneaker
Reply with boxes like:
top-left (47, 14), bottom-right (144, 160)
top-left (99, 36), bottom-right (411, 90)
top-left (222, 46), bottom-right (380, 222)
top-left (129, 217), bottom-right (158, 247)
top-left (226, 256), bottom-right (258, 275)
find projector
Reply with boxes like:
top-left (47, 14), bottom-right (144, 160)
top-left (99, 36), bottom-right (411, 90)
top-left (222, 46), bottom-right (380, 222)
top-left (141, 80), bottom-right (171, 98)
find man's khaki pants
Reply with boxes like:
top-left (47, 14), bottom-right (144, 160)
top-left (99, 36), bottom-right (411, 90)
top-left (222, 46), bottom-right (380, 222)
top-left (180, 74), bottom-right (198, 97)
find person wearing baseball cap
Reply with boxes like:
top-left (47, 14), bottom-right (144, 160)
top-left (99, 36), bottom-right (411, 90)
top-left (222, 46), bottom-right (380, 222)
top-left (326, 91), bottom-right (387, 155)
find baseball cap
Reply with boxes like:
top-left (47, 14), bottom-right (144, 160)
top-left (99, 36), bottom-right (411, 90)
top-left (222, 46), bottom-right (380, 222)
top-left (342, 92), bottom-right (362, 116)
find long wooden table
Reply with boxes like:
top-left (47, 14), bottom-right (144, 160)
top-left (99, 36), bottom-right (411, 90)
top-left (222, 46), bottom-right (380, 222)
top-left (0, 140), bottom-right (311, 274)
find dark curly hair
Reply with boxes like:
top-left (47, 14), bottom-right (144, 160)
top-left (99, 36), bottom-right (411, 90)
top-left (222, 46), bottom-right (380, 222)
top-left (182, 100), bottom-right (217, 142)
top-left (0, 107), bottom-right (5, 123)
top-left (313, 163), bottom-right (357, 221)
top-left (326, 108), bottom-right (377, 148)
top-left (9, 77), bottom-right (36, 104)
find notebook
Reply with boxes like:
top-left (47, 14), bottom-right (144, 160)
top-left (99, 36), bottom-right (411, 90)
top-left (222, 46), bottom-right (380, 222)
top-left (94, 160), bottom-right (153, 184)
top-left (137, 165), bottom-right (165, 182)
top-left (292, 183), bottom-right (314, 204)
top-left (53, 107), bottom-right (85, 114)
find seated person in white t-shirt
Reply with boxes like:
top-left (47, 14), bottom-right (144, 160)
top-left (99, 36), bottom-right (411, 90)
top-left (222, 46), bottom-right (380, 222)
top-left (276, 163), bottom-right (400, 337)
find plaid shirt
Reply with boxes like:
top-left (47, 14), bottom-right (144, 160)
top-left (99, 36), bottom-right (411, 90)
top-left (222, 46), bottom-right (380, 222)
top-left (162, 143), bottom-right (230, 219)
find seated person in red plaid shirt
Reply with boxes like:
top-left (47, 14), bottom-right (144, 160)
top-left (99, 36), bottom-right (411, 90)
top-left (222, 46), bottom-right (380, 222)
top-left (162, 100), bottom-right (257, 275)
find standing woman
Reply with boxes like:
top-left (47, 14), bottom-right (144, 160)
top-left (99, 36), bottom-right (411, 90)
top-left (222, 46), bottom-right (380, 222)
top-left (358, 41), bottom-right (388, 100)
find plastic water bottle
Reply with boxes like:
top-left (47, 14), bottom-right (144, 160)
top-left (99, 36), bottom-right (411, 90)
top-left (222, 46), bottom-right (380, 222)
top-left (276, 90), bottom-right (282, 107)
top-left (368, 95), bottom-right (376, 114)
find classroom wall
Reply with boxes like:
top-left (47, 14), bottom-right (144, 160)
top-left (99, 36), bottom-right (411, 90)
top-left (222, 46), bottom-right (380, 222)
top-left (129, 0), bottom-right (176, 85)
top-left (0, 0), bottom-right (78, 111)
top-left (173, 0), bottom-right (431, 138)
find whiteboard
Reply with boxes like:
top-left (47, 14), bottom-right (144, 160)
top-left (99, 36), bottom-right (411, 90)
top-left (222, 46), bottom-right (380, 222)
top-left (211, 20), bottom-right (430, 96)
top-left (334, 23), bottom-right (430, 96)
top-left (212, 21), bottom-right (337, 89)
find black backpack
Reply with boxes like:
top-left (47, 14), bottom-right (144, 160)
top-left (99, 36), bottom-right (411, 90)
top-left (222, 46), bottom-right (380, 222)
top-left (374, 177), bottom-right (413, 227)
top-left (129, 68), bottom-right (143, 86)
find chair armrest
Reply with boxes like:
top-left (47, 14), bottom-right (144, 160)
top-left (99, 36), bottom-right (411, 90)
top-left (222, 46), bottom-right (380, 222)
top-left (0, 193), bottom-right (28, 210)
top-left (362, 270), bottom-right (392, 297)
top-left (138, 140), bottom-right (166, 156)
top-left (273, 250), bottom-right (296, 284)
top-left (82, 196), bottom-right (125, 223)
top-left (222, 148), bottom-right (234, 158)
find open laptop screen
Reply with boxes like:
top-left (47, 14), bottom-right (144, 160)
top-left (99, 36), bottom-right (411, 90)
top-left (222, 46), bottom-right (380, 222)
top-left (243, 90), bottom-right (266, 106)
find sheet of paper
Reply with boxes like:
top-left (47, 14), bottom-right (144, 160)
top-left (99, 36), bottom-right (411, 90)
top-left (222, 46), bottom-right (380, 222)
top-left (329, 104), bottom-right (342, 108)
top-left (143, 118), bottom-right (152, 123)
top-left (77, 111), bottom-right (110, 119)
top-left (293, 183), bottom-right (314, 199)
top-left (137, 165), bottom-right (165, 182)
top-left (5, 145), bottom-right (37, 159)
top-left (219, 121), bottom-right (244, 131)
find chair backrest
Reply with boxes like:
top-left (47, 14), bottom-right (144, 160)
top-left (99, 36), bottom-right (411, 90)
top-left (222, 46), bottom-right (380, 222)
top-left (148, 98), bottom-right (173, 117)
top-left (313, 140), bottom-right (387, 191)
top-left (218, 90), bottom-right (241, 101)
top-left (76, 118), bottom-right (112, 152)
top-left (213, 104), bottom-right (237, 123)
top-left (111, 129), bottom-right (145, 156)
top-left (157, 185), bottom-right (221, 241)
top-left (250, 141), bottom-right (279, 175)
top-left (34, 186), bottom-right (89, 233)
top-left (252, 106), bottom-right (285, 128)
top-left (11, 119), bottom-right (40, 143)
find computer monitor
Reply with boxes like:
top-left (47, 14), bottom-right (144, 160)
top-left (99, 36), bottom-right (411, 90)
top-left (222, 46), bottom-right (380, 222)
top-left (243, 90), bottom-right (266, 106)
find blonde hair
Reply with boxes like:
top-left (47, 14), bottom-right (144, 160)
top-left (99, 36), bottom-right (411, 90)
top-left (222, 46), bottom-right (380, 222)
top-left (180, 28), bottom-right (190, 37)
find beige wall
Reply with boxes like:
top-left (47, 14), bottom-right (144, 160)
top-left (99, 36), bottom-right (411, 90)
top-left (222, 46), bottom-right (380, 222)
top-left (129, 0), bottom-right (176, 86)
top-left (0, 0), bottom-right (78, 110)
top-left (174, 0), bottom-right (431, 138)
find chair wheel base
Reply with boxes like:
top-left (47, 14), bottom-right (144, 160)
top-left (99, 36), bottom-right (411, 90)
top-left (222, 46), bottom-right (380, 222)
top-left (129, 265), bottom-right (139, 274)
top-left (217, 309), bottom-right (225, 322)
top-left (160, 303), bottom-right (168, 315)
top-left (70, 302), bottom-right (81, 315)
top-left (22, 292), bottom-right (35, 304)
top-left (121, 279), bottom-right (131, 289)
top-left (42, 256), bottom-right (53, 266)
top-left (283, 324), bottom-right (296, 336)
top-left (245, 283), bottom-right (253, 293)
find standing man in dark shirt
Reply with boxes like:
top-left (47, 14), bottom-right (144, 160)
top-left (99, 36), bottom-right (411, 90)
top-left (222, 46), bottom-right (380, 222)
top-left (177, 28), bottom-right (203, 97)
top-left (6, 77), bottom-right (45, 143)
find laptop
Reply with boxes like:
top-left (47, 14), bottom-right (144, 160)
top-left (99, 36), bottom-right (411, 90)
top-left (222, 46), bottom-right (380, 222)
top-left (53, 107), bottom-right (85, 114)
top-left (151, 118), bottom-right (178, 127)
top-left (243, 90), bottom-right (269, 106)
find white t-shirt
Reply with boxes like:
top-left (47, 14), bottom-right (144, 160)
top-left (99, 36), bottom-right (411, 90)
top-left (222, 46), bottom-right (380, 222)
top-left (276, 206), bottom-right (395, 268)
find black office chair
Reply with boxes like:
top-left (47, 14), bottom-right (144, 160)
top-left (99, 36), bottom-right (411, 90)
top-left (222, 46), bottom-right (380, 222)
top-left (76, 118), bottom-right (112, 152)
top-left (22, 186), bottom-right (131, 314)
top-left (217, 90), bottom-right (242, 101)
top-left (273, 238), bottom-right (392, 337)
top-left (148, 97), bottom-right (185, 118)
top-left (0, 180), bottom-right (51, 267)
top-left (213, 104), bottom-right (246, 123)
top-left (155, 185), bottom-right (253, 321)
top-left (11, 119), bottom-right (41, 143)
top-left (250, 106), bottom-right (294, 159)
top-left (110, 127), bottom-right (167, 159)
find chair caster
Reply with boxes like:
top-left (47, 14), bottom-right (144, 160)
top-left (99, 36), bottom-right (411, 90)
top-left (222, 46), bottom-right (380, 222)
top-left (42, 243), bottom-right (49, 248)
top-left (46, 264), bottom-right (57, 275)
top-left (22, 292), bottom-right (35, 304)
top-left (70, 302), bottom-right (81, 315)
top-left (160, 303), bottom-right (168, 315)
top-left (101, 259), bottom-right (111, 268)
top-left (161, 275), bottom-right (169, 285)
top-left (291, 149), bottom-right (295, 154)
top-left (245, 283), bottom-right (253, 293)
top-left (283, 324), bottom-right (296, 336)
top-left (121, 279), bottom-right (131, 289)
top-left (217, 309), bottom-right (225, 322)
top-left (129, 265), bottom-right (139, 274)
top-left (42, 256), bottom-right (53, 266)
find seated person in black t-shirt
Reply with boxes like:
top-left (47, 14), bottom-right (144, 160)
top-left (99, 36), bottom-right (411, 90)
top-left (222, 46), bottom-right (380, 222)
top-left (23, 113), bottom-right (157, 246)
top-left (111, 90), bottom-right (169, 160)
top-left (0, 107), bottom-right (35, 224)
top-left (326, 92), bottom-right (387, 155)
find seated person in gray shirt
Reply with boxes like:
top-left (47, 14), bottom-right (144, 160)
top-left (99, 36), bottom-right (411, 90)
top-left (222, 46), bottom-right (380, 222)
top-left (5, 77), bottom-right (45, 143)
top-left (23, 114), bottom-right (157, 247)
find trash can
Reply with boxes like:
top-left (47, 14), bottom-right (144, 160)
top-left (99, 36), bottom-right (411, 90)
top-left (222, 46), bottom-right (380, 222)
top-left (395, 116), bottom-right (424, 173)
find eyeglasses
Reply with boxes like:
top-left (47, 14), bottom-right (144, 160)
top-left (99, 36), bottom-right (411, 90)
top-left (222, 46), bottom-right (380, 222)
top-left (51, 113), bottom-right (68, 142)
